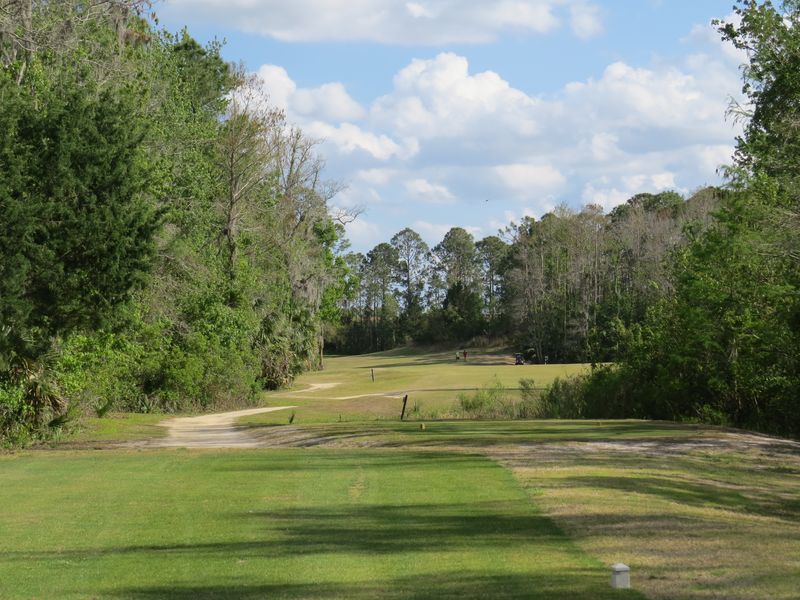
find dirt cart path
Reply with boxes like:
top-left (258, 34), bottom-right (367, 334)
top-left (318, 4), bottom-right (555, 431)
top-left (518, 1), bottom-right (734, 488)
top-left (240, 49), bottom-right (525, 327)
top-left (147, 406), bottom-right (295, 449)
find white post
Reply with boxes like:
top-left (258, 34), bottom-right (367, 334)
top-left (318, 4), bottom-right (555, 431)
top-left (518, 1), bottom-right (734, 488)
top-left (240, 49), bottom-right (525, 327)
top-left (610, 563), bottom-right (630, 589)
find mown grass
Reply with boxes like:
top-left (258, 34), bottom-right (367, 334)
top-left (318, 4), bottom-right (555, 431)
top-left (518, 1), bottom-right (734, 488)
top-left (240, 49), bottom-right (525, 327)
top-left (45, 348), bottom-right (800, 599)
top-left (0, 449), bottom-right (641, 600)
top-left (49, 412), bottom-right (170, 447)
top-left (253, 347), bottom-right (589, 425)
top-left (235, 418), bottom-right (800, 600)
top-left (239, 418), bottom-right (717, 447)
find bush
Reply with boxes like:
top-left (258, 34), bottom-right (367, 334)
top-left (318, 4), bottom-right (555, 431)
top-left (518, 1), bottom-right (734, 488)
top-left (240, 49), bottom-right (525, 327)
top-left (1, 355), bottom-right (79, 446)
top-left (538, 376), bottom-right (587, 419)
top-left (0, 380), bottom-right (32, 446)
top-left (53, 305), bottom-right (263, 417)
top-left (517, 378), bottom-right (547, 418)
top-left (457, 378), bottom-right (553, 420)
top-left (457, 378), bottom-right (512, 419)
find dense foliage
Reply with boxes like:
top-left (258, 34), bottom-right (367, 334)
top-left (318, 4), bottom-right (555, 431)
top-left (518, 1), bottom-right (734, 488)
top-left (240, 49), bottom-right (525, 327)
top-left (330, 189), bottom-right (718, 362)
top-left (0, 1), bottom-right (350, 443)
top-left (540, 0), bottom-right (800, 436)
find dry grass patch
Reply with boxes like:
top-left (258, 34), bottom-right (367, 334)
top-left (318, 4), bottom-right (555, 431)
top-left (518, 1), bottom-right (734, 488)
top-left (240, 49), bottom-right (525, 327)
top-left (492, 443), bottom-right (800, 600)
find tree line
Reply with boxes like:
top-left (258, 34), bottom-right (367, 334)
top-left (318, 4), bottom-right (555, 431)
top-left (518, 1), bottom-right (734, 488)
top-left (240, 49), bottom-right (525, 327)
top-left (535, 0), bottom-right (799, 437)
top-left (329, 188), bottom-right (719, 363)
top-left (0, 1), bottom-right (350, 443)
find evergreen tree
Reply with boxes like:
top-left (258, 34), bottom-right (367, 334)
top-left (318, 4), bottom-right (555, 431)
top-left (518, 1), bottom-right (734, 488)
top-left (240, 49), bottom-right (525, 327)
top-left (0, 75), bottom-right (157, 363)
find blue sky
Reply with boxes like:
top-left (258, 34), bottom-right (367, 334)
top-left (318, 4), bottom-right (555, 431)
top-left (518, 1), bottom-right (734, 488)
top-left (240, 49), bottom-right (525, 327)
top-left (158, 0), bottom-right (744, 252)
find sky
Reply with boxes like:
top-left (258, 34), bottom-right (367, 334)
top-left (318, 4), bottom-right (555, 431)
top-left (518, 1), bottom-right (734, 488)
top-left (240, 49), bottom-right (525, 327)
top-left (156, 0), bottom-right (746, 253)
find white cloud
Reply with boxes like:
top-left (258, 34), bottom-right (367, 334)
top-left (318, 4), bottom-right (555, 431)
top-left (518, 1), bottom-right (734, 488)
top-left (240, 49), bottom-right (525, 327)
top-left (333, 185), bottom-right (382, 210)
top-left (570, 3), bottom-right (603, 39)
top-left (563, 61), bottom-right (726, 136)
top-left (373, 53), bottom-right (539, 140)
top-left (163, 0), bottom-right (601, 44)
top-left (293, 83), bottom-right (366, 122)
top-left (254, 65), bottom-right (296, 113)
top-left (304, 121), bottom-right (414, 161)
top-left (587, 132), bottom-right (623, 162)
top-left (695, 144), bottom-right (736, 174)
top-left (406, 2), bottom-right (434, 19)
top-left (685, 12), bottom-right (747, 67)
top-left (405, 178), bottom-right (457, 204)
top-left (239, 16), bottom-right (742, 251)
top-left (494, 163), bottom-right (566, 197)
top-left (355, 168), bottom-right (398, 186)
top-left (344, 216), bottom-right (383, 250)
top-left (256, 65), bottom-right (364, 123)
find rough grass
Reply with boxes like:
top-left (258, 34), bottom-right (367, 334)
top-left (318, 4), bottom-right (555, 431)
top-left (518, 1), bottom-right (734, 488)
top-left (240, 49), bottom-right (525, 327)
top-left (0, 449), bottom-right (642, 600)
top-left (497, 444), bottom-right (800, 600)
top-left (239, 419), bottom-right (719, 448)
top-left (65, 412), bottom-right (169, 445)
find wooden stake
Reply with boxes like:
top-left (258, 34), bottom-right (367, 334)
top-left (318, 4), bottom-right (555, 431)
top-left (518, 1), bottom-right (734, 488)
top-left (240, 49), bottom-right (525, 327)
top-left (400, 395), bottom-right (408, 421)
top-left (371, 368), bottom-right (375, 382)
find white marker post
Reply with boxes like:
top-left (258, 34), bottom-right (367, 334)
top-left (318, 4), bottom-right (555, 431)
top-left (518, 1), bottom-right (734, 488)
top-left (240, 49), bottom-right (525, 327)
top-left (610, 563), bottom-right (630, 589)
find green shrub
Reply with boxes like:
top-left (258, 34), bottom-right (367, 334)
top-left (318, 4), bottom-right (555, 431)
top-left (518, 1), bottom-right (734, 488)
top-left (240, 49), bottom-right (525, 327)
top-left (693, 404), bottom-right (730, 427)
top-left (0, 380), bottom-right (32, 446)
top-left (539, 376), bottom-right (588, 419)
top-left (517, 378), bottom-right (546, 418)
top-left (457, 378), bottom-right (507, 418)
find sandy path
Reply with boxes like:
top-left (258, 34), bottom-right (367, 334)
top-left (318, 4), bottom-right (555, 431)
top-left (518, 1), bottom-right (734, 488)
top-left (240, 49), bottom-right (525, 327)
top-left (284, 382), bottom-right (340, 394)
top-left (146, 406), bottom-right (296, 448)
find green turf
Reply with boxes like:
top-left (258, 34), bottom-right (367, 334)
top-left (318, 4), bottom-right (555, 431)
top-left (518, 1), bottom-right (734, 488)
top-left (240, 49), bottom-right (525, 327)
top-left (44, 349), bottom-right (800, 599)
top-left (66, 412), bottom-right (169, 444)
top-left (239, 418), bottom-right (719, 447)
top-left (255, 347), bottom-right (590, 424)
top-left (0, 450), bottom-right (642, 600)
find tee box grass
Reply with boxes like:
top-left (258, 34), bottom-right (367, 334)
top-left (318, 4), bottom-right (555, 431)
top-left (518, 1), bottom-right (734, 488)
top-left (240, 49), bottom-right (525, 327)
top-left (0, 449), bottom-right (642, 599)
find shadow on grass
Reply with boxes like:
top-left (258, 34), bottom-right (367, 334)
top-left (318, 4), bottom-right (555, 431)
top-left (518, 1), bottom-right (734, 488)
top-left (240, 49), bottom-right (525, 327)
top-left (108, 571), bottom-right (644, 599)
top-left (3, 497), bottom-right (647, 597)
top-left (210, 451), bottom-right (484, 472)
top-left (3, 501), bottom-right (572, 560)
top-left (241, 420), bottom-right (709, 449)
top-left (235, 502), bottom-right (571, 555)
top-left (563, 473), bottom-right (800, 520)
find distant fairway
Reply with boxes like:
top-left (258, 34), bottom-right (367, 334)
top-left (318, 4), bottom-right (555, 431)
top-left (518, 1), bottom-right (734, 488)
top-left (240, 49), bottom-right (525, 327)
top-left (250, 346), bottom-right (590, 424)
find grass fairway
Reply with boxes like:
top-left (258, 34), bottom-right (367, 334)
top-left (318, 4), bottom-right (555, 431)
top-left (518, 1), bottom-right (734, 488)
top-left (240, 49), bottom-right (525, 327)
top-left (0, 449), bottom-right (641, 600)
top-left (255, 347), bottom-right (589, 424)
